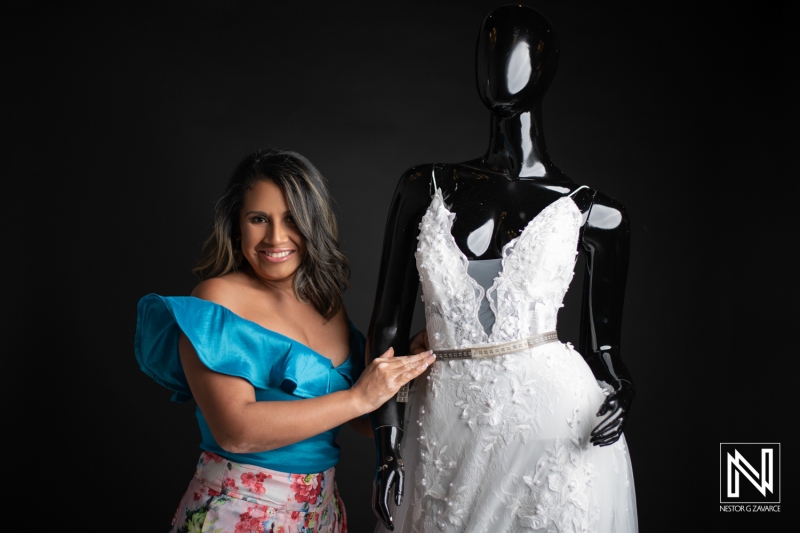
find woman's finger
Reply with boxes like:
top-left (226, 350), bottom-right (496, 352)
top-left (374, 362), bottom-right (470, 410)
top-left (398, 351), bottom-right (434, 371)
top-left (373, 351), bottom-right (431, 372)
top-left (400, 350), bottom-right (434, 365)
top-left (394, 355), bottom-right (434, 383)
top-left (374, 349), bottom-right (432, 368)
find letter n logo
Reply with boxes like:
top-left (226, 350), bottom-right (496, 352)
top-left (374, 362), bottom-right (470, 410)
top-left (720, 443), bottom-right (780, 504)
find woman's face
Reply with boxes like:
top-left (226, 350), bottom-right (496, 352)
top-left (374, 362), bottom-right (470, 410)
top-left (239, 179), bottom-right (306, 284)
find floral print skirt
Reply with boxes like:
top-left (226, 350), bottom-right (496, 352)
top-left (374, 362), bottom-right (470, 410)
top-left (170, 451), bottom-right (347, 533)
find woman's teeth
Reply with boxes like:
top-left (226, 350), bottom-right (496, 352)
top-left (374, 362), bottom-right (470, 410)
top-left (266, 251), bottom-right (291, 258)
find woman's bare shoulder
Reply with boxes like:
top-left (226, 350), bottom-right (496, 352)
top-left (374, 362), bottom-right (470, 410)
top-left (191, 273), bottom-right (250, 307)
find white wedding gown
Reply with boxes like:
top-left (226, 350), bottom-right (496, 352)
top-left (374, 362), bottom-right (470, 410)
top-left (376, 189), bottom-right (638, 533)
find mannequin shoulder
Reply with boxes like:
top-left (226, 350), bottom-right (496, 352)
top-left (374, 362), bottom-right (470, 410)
top-left (588, 189), bottom-right (628, 216)
top-left (394, 164), bottom-right (436, 194)
top-left (583, 189), bottom-right (630, 234)
top-left (387, 164), bottom-right (437, 212)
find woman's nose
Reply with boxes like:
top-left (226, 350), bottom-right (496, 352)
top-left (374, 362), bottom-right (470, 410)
top-left (267, 221), bottom-right (287, 244)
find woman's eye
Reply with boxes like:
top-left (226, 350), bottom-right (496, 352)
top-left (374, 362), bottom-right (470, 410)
top-left (285, 215), bottom-right (296, 224)
top-left (251, 216), bottom-right (266, 224)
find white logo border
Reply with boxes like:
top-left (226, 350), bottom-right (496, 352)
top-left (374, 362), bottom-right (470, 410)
top-left (719, 442), bottom-right (781, 504)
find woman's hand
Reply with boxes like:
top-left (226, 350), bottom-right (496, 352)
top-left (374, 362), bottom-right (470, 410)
top-left (351, 348), bottom-right (435, 413)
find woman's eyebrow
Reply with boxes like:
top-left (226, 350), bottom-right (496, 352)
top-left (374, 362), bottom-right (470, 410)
top-left (244, 210), bottom-right (291, 216)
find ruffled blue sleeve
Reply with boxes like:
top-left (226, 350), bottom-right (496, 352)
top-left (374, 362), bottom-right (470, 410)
top-left (135, 294), bottom-right (365, 402)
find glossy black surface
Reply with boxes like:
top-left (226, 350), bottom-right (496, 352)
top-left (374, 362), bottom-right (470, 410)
top-left (371, 426), bottom-right (405, 530)
top-left (367, 5), bottom-right (635, 527)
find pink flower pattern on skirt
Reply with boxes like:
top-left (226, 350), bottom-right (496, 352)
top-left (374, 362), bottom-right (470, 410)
top-left (169, 452), bottom-right (346, 533)
top-left (291, 474), bottom-right (323, 504)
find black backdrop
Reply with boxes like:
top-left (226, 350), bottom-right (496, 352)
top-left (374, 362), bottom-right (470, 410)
top-left (6, 1), bottom-right (796, 531)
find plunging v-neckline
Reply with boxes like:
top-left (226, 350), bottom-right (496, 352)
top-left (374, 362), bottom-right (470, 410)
top-left (429, 188), bottom-right (579, 281)
top-left (424, 188), bottom-right (581, 341)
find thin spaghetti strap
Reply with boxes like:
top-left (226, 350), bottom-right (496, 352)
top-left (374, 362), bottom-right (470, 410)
top-left (430, 164), bottom-right (438, 196)
top-left (568, 184), bottom-right (590, 198)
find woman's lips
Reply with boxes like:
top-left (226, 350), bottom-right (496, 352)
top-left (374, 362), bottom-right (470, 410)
top-left (258, 249), bottom-right (295, 263)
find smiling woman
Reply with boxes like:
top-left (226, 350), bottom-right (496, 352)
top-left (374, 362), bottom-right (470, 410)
top-left (134, 149), bottom-right (434, 533)
top-left (193, 150), bottom-right (349, 320)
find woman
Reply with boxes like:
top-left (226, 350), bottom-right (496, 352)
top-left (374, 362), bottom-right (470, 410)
top-left (135, 149), bottom-right (434, 533)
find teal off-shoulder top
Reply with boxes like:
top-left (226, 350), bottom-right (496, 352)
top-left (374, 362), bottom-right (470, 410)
top-left (134, 294), bottom-right (366, 473)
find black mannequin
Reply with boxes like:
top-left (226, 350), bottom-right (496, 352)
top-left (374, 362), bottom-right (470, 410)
top-left (367, 5), bottom-right (634, 529)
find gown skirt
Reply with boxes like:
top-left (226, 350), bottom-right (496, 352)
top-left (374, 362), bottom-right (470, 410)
top-left (376, 341), bottom-right (638, 533)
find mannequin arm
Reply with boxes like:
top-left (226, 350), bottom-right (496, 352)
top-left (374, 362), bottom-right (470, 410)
top-left (367, 167), bottom-right (432, 529)
top-left (577, 192), bottom-right (635, 446)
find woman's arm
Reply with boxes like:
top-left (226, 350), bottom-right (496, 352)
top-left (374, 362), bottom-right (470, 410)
top-left (179, 333), bottom-right (433, 453)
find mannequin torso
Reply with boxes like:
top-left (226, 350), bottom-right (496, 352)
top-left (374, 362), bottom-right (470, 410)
top-left (367, 6), bottom-right (635, 530)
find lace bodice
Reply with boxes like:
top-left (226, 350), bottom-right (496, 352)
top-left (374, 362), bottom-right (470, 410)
top-left (416, 189), bottom-right (582, 351)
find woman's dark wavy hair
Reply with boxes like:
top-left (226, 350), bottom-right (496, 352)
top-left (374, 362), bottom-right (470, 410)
top-left (193, 149), bottom-right (350, 320)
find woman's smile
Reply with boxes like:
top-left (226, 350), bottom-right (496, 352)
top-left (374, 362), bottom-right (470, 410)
top-left (258, 248), bottom-right (296, 263)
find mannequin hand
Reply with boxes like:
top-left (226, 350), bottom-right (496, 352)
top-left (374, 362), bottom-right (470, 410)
top-left (373, 452), bottom-right (404, 530)
top-left (590, 380), bottom-right (634, 447)
top-left (352, 348), bottom-right (434, 412)
top-left (372, 426), bottom-right (404, 530)
top-left (409, 328), bottom-right (430, 355)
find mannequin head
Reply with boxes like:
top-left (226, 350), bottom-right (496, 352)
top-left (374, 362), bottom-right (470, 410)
top-left (475, 5), bottom-right (559, 117)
